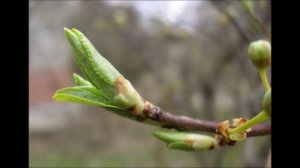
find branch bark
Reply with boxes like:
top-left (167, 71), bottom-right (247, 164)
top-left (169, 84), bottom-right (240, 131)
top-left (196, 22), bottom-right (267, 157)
top-left (141, 101), bottom-right (271, 137)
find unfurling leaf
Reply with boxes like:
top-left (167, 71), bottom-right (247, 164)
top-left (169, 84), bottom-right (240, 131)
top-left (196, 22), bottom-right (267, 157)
top-left (167, 142), bottom-right (193, 151)
top-left (64, 28), bottom-right (121, 99)
top-left (62, 28), bottom-right (145, 114)
top-left (152, 131), bottom-right (219, 151)
top-left (53, 86), bottom-right (111, 107)
top-left (73, 73), bottom-right (92, 86)
top-left (53, 85), bottom-right (139, 121)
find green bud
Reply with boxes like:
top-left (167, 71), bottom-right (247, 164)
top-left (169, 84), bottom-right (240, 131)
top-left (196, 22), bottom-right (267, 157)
top-left (152, 131), bottom-right (187, 143)
top-left (219, 119), bottom-right (249, 141)
top-left (248, 40), bottom-right (271, 69)
top-left (63, 28), bottom-right (145, 114)
top-left (152, 131), bottom-right (219, 151)
top-left (188, 134), bottom-right (219, 150)
top-left (113, 76), bottom-right (144, 114)
top-left (228, 118), bottom-right (248, 141)
top-left (263, 89), bottom-right (271, 116)
top-left (64, 28), bottom-right (121, 99)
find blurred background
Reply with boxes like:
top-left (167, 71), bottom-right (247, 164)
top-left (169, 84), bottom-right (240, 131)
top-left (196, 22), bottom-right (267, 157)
top-left (29, 1), bottom-right (271, 167)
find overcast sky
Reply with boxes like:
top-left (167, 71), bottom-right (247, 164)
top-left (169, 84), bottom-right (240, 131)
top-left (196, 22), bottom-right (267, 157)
top-left (107, 1), bottom-right (202, 32)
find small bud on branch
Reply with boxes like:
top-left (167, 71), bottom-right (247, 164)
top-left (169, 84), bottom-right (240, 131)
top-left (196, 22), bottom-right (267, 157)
top-left (248, 40), bottom-right (271, 70)
top-left (152, 131), bottom-right (219, 151)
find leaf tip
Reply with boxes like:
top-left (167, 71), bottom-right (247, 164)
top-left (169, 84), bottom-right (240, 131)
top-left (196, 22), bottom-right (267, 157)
top-left (64, 27), bottom-right (71, 35)
top-left (52, 89), bottom-right (65, 102)
top-left (152, 131), bottom-right (161, 138)
top-left (73, 73), bottom-right (79, 79)
top-left (64, 27), bottom-right (76, 43)
top-left (151, 131), bottom-right (180, 143)
top-left (52, 91), bottom-right (59, 101)
top-left (71, 28), bottom-right (82, 36)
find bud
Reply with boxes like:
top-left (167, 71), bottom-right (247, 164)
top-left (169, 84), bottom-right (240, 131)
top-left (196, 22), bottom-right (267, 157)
top-left (64, 28), bottom-right (121, 99)
top-left (63, 28), bottom-right (145, 114)
top-left (248, 40), bottom-right (271, 69)
top-left (218, 119), bottom-right (249, 142)
top-left (152, 131), bottom-right (219, 151)
top-left (263, 89), bottom-right (271, 116)
top-left (113, 76), bottom-right (144, 115)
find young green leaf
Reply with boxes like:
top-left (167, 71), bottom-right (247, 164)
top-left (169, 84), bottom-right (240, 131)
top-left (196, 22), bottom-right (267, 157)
top-left (53, 86), bottom-right (112, 107)
top-left (54, 28), bottom-right (148, 124)
top-left (53, 85), bottom-right (163, 127)
top-left (152, 131), bottom-right (219, 151)
top-left (167, 142), bottom-right (193, 151)
top-left (152, 131), bottom-right (187, 143)
top-left (64, 28), bottom-right (145, 114)
top-left (64, 28), bottom-right (121, 99)
top-left (73, 73), bottom-right (92, 86)
top-left (53, 85), bottom-right (139, 119)
top-left (53, 85), bottom-right (151, 124)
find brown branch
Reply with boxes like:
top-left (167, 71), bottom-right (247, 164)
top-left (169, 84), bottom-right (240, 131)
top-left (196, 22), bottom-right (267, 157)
top-left (142, 101), bottom-right (271, 137)
top-left (247, 124), bottom-right (271, 137)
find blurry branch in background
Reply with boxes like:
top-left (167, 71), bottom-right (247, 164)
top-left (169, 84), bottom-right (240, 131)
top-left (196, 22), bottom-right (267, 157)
top-left (239, 0), bottom-right (265, 34)
top-left (210, 0), bottom-right (269, 43)
top-left (53, 28), bottom-right (271, 152)
top-left (210, 1), bottom-right (251, 43)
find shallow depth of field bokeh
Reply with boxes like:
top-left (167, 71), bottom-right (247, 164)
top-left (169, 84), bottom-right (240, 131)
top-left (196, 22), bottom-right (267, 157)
top-left (29, 1), bottom-right (271, 167)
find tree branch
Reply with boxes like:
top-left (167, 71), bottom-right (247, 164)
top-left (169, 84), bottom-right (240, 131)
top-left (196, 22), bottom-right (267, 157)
top-left (141, 101), bottom-right (271, 137)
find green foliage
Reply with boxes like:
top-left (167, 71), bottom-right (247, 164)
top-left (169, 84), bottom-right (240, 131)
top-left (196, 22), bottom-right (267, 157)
top-left (53, 75), bottom-right (139, 122)
top-left (73, 73), bottom-right (92, 86)
top-left (167, 142), bottom-right (194, 151)
top-left (64, 28), bottom-right (121, 99)
top-left (152, 131), bottom-right (218, 151)
top-left (152, 131), bottom-right (187, 144)
top-left (53, 86), bottom-right (113, 108)
top-left (54, 28), bottom-right (145, 117)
